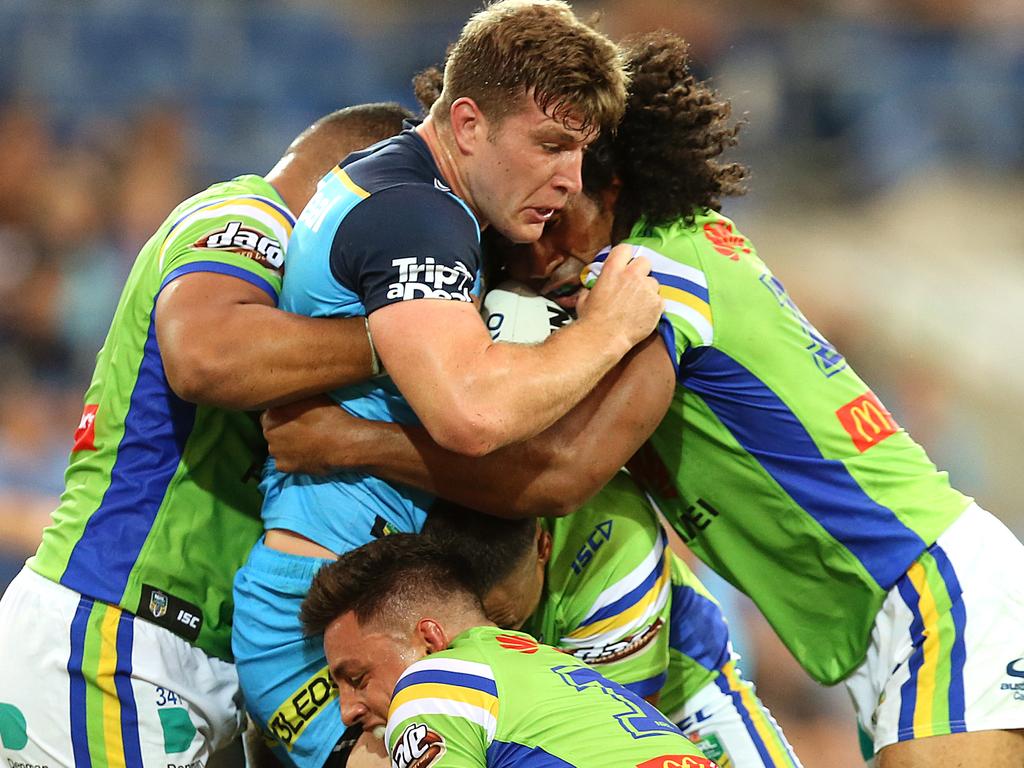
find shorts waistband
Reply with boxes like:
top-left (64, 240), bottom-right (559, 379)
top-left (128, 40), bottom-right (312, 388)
top-left (244, 538), bottom-right (337, 584)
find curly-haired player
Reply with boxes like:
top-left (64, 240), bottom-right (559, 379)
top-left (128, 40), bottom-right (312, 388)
top-left (513, 30), bottom-right (1024, 768)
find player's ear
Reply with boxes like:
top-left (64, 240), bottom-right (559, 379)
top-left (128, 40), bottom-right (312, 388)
top-left (416, 617), bottom-right (450, 654)
top-left (537, 526), bottom-right (553, 567)
top-left (449, 97), bottom-right (486, 156)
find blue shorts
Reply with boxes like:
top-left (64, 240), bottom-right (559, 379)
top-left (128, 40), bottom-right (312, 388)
top-left (232, 540), bottom-right (339, 768)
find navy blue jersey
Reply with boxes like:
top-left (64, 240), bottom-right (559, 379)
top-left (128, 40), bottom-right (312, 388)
top-left (261, 129), bottom-right (481, 553)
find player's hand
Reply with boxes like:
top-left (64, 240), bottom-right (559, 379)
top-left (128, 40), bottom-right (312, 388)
top-left (262, 396), bottom-right (363, 475)
top-left (576, 244), bottom-right (663, 351)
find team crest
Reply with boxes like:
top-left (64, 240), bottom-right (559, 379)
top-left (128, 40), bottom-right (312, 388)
top-left (391, 722), bottom-right (446, 768)
top-left (149, 590), bottom-right (169, 618)
top-left (703, 221), bottom-right (751, 261)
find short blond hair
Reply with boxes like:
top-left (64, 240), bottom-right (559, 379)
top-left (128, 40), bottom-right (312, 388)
top-left (436, 0), bottom-right (628, 137)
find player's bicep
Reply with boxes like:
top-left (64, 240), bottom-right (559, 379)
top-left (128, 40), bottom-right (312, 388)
top-left (368, 299), bottom-right (491, 411)
top-left (155, 271), bottom-right (275, 391)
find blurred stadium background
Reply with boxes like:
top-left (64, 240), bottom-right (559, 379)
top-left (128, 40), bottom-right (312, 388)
top-left (1, 1), bottom-right (1022, 765)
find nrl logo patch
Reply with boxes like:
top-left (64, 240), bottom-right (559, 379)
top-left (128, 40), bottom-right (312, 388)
top-left (149, 590), bottom-right (169, 618)
top-left (195, 221), bottom-right (284, 274)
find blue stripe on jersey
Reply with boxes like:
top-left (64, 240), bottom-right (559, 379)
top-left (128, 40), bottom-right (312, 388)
top-left (713, 674), bottom-right (775, 766)
top-left (161, 260), bottom-right (278, 303)
top-left (579, 553), bottom-right (663, 628)
top-left (681, 347), bottom-right (926, 588)
top-left (622, 671), bottom-right (668, 699)
top-left (486, 740), bottom-right (575, 767)
top-left (932, 545), bottom-right (968, 731)
top-left (896, 575), bottom-right (925, 737)
top-left (61, 310), bottom-right (197, 603)
top-left (654, 272), bottom-right (709, 303)
top-left (657, 316), bottom-right (680, 375)
top-left (392, 669), bottom-right (499, 698)
top-left (68, 596), bottom-right (92, 768)
top-left (668, 584), bottom-right (731, 672)
top-left (115, 612), bottom-right (144, 767)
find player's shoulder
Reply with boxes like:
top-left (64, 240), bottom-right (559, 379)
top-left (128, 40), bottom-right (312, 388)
top-left (345, 181), bottom-right (480, 248)
top-left (630, 209), bottom-right (758, 272)
top-left (158, 174), bottom-right (294, 271)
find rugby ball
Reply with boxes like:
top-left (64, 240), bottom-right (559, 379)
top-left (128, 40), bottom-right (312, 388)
top-left (482, 280), bottom-right (573, 343)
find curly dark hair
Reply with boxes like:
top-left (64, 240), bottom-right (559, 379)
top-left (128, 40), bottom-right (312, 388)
top-left (589, 30), bottom-right (748, 240)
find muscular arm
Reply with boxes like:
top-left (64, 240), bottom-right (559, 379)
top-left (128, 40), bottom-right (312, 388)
top-left (264, 334), bottom-right (676, 516)
top-left (155, 272), bottom-right (375, 410)
top-left (369, 245), bottom-right (662, 456)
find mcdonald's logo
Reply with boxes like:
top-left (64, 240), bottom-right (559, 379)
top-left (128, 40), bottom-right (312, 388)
top-left (836, 391), bottom-right (898, 452)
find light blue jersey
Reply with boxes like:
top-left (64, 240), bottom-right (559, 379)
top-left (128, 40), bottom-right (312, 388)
top-left (259, 130), bottom-right (482, 553)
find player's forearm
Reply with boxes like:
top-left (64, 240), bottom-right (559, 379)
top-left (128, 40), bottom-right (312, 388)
top-left (353, 336), bottom-right (673, 517)
top-left (434, 315), bottom-right (636, 456)
top-left (163, 304), bottom-right (374, 411)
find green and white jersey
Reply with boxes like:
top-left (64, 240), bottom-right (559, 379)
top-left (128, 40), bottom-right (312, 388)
top-left (585, 211), bottom-right (971, 684)
top-left (385, 626), bottom-right (715, 768)
top-left (524, 472), bottom-right (681, 698)
top-left (29, 175), bottom-right (293, 662)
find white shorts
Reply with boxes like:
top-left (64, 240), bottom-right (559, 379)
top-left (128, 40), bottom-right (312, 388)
top-left (844, 504), bottom-right (1024, 755)
top-left (0, 567), bottom-right (245, 767)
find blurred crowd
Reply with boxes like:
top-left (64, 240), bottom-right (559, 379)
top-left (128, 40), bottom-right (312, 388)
top-left (1, 1), bottom-right (1022, 766)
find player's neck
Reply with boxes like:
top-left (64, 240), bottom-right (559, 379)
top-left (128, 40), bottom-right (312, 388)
top-left (442, 611), bottom-right (496, 645)
top-left (417, 117), bottom-right (483, 226)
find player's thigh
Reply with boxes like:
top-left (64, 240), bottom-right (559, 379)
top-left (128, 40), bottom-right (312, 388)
top-left (232, 541), bottom-right (342, 768)
top-left (0, 568), bottom-right (243, 768)
top-left (877, 728), bottom-right (1024, 768)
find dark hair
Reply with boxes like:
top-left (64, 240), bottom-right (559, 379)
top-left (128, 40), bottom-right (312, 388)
top-left (584, 30), bottom-right (748, 239)
top-left (421, 499), bottom-right (538, 595)
top-left (289, 102), bottom-right (413, 154)
top-left (432, 0), bottom-right (627, 137)
top-left (300, 534), bottom-right (482, 636)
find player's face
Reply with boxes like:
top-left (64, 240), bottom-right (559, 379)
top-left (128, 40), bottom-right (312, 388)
top-left (324, 612), bottom-right (424, 737)
top-left (482, 527), bottom-right (550, 630)
top-left (469, 96), bottom-right (592, 245)
top-left (492, 189), bottom-right (612, 310)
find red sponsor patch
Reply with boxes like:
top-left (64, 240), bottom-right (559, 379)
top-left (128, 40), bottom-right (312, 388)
top-left (73, 404), bottom-right (99, 451)
top-left (636, 755), bottom-right (718, 768)
top-left (703, 221), bottom-right (751, 261)
top-left (836, 390), bottom-right (898, 452)
top-left (496, 634), bottom-right (538, 654)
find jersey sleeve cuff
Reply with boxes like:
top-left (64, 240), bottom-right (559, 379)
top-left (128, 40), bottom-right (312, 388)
top-left (159, 261), bottom-right (279, 304)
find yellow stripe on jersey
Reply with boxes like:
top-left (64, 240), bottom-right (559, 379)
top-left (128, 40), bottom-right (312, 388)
top-left (660, 285), bottom-right (712, 325)
top-left (907, 561), bottom-right (941, 736)
top-left (720, 660), bottom-right (798, 767)
top-left (390, 681), bottom-right (499, 717)
top-left (331, 167), bottom-right (370, 200)
top-left (200, 197), bottom-right (294, 234)
top-left (97, 605), bottom-right (127, 768)
top-left (568, 556), bottom-right (671, 643)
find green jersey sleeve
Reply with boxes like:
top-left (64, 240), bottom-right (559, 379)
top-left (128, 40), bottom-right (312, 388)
top-left (386, 653), bottom-right (497, 768)
top-left (157, 175), bottom-right (292, 302)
